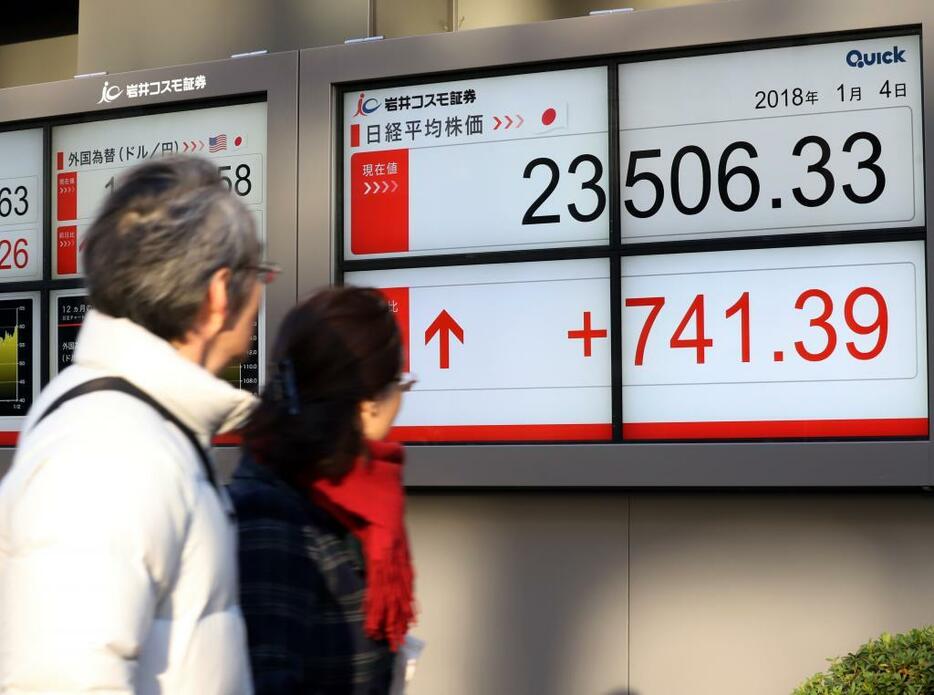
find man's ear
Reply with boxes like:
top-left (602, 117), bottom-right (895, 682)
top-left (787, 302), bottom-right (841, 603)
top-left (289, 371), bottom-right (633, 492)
top-left (200, 267), bottom-right (231, 337)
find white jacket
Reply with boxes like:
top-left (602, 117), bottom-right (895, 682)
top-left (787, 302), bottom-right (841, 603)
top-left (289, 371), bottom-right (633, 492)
top-left (0, 311), bottom-right (256, 695)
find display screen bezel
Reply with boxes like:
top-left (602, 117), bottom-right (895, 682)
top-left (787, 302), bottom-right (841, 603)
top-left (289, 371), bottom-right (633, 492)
top-left (334, 25), bottom-right (927, 446)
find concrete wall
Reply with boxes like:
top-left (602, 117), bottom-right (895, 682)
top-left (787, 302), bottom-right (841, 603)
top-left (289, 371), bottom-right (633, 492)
top-left (76, 0), bottom-right (370, 74)
top-left (407, 492), bottom-right (934, 695)
top-left (456, 0), bottom-right (723, 31)
top-left (0, 35), bottom-right (77, 88)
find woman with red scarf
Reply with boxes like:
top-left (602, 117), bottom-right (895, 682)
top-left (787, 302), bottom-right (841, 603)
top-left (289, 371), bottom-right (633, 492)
top-left (230, 286), bottom-right (416, 694)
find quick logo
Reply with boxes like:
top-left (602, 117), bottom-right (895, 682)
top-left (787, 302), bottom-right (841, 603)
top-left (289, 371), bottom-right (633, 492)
top-left (846, 46), bottom-right (907, 68)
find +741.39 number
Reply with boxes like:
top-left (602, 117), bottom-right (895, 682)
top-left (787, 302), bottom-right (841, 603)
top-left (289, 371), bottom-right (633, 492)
top-left (625, 287), bottom-right (888, 365)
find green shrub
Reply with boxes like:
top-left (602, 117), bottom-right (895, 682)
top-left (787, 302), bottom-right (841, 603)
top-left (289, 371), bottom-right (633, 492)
top-left (793, 626), bottom-right (934, 695)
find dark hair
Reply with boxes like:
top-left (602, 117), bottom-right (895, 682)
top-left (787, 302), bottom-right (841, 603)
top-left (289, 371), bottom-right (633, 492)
top-left (83, 156), bottom-right (260, 342)
top-left (242, 286), bottom-right (403, 484)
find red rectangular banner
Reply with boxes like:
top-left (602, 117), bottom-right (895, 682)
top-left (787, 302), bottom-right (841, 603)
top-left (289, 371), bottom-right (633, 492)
top-left (56, 226), bottom-right (78, 275)
top-left (390, 423), bottom-right (613, 443)
top-left (350, 148), bottom-right (409, 254)
top-left (623, 418), bottom-right (929, 440)
top-left (57, 172), bottom-right (77, 221)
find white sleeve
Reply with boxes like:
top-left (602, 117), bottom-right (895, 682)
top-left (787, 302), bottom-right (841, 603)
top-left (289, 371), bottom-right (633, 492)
top-left (0, 437), bottom-right (191, 693)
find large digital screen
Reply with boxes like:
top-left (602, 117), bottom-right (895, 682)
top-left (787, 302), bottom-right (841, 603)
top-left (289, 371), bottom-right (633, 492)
top-left (51, 101), bottom-right (268, 394)
top-left (345, 259), bottom-right (612, 441)
top-left (339, 29), bottom-right (926, 446)
top-left (619, 35), bottom-right (924, 243)
top-left (342, 66), bottom-right (609, 259)
top-left (0, 129), bottom-right (43, 282)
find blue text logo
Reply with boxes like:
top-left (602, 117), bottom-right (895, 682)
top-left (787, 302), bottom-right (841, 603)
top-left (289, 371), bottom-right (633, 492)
top-left (846, 46), bottom-right (907, 68)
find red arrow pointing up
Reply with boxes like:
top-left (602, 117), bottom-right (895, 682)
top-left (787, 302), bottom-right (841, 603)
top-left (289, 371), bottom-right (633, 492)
top-left (425, 310), bottom-right (464, 369)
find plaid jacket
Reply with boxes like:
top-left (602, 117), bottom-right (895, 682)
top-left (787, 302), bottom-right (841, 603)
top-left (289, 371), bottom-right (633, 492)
top-left (229, 455), bottom-right (394, 694)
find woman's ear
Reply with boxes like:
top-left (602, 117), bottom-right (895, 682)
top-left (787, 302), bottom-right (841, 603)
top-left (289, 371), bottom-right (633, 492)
top-left (358, 399), bottom-right (379, 439)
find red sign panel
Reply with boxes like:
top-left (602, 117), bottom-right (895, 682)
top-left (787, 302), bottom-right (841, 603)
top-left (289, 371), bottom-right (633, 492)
top-left (56, 172), bottom-right (77, 221)
top-left (350, 149), bottom-right (409, 254)
top-left (56, 226), bottom-right (78, 276)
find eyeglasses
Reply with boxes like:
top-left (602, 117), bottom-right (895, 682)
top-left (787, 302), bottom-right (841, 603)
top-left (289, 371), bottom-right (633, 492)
top-left (395, 372), bottom-right (417, 392)
top-left (245, 261), bottom-right (281, 285)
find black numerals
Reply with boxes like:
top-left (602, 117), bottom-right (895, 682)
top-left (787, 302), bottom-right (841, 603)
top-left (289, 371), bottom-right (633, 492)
top-left (567, 154), bottom-right (606, 223)
top-left (718, 141), bottom-right (760, 212)
top-left (624, 149), bottom-right (664, 219)
top-left (842, 132), bottom-right (885, 204)
top-left (522, 154), bottom-right (606, 225)
top-left (670, 146), bottom-right (711, 216)
top-left (792, 135), bottom-right (834, 207)
top-left (235, 164), bottom-right (252, 196)
top-left (218, 164), bottom-right (253, 197)
top-left (522, 157), bottom-right (561, 225)
top-left (0, 186), bottom-right (28, 218)
top-left (623, 132), bottom-right (885, 219)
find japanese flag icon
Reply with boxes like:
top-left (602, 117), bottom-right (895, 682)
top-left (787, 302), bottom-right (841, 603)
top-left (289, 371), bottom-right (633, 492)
top-left (232, 134), bottom-right (248, 149)
top-left (534, 103), bottom-right (568, 132)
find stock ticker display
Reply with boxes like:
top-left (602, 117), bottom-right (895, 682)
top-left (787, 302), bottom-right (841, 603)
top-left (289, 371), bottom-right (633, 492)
top-left (341, 33), bottom-right (927, 443)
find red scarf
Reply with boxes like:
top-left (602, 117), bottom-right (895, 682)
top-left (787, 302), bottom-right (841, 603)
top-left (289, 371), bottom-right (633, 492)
top-left (308, 439), bottom-right (415, 651)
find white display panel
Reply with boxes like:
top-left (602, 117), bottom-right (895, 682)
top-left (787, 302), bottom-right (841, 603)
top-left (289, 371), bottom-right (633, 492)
top-left (0, 129), bottom-right (43, 282)
top-left (345, 259), bottom-right (612, 441)
top-left (621, 240), bottom-right (928, 439)
top-left (51, 102), bottom-right (267, 278)
top-left (619, 35), bottom-right (924, 242)
top-left (342, 67), bottom-right (608, 259)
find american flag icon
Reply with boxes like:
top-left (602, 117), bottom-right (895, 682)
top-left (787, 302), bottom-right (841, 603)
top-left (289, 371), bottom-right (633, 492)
top-left (208, 134), bottom-right (227, 153)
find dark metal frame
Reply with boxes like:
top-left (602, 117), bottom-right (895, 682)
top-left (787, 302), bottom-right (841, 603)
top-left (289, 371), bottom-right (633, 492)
top-left (0, 51), bottom-right (300, 474)
top-left (300, 0), bottom-right (934, 486)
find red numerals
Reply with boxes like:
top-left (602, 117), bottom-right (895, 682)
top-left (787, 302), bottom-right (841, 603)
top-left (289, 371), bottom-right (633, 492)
top-left (794, 287), bottom-right (888, 362)
top-left (669, 294), bottom-right (713, 364)
top-left (0, 239), bottom-right (29, 271)
top-left (624, 296), bottom-right (664, 366)
top-left (625, 287), bottom-right (888, 366)
top-left (724, 291), bottom-right (751, 363)
top-left (844, 287), bottom-right (888, 360)
top-left (794, 289), bottom-right (837, 361)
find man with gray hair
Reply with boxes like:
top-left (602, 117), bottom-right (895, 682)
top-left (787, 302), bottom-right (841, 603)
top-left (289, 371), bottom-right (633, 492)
top-left (0, 157), bottom-right (276, 694)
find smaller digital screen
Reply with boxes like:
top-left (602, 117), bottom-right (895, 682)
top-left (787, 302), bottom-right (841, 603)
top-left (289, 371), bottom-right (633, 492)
top-left (342, 66), bottom-right (609, 259)
top-left (346, 258), bottom-right (612, 441)
top-left (618, 34), bottom-right (924, 242)
top-left (0, 129), bottom-right (43, 282)
top-left (51, 290), bottom-right (91, 375)
top-left (0, 293), bottom-right (38, 420)
top-left (621, 240), bottom-right (927, 439)
top-left (51, 101), bottom-right (267, 278)
top-left (50, 289), bottom-right (261, 394)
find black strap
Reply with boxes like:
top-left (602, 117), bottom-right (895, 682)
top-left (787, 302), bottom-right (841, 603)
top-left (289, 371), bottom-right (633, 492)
top-left (33, 376), bottom-right (219, 490)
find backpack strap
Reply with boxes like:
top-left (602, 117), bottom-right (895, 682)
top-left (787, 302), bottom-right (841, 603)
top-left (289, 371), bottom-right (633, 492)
top-left (33, 376), bottom-right (219, 490)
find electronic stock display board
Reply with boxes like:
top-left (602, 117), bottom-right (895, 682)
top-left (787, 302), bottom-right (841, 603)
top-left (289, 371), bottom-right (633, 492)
top-left (51, 102), bottom-right (268, 393)
top-left (0, 52), bottom-right (297, 452)
top-left (304, 0), bottom-right (934, 485)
